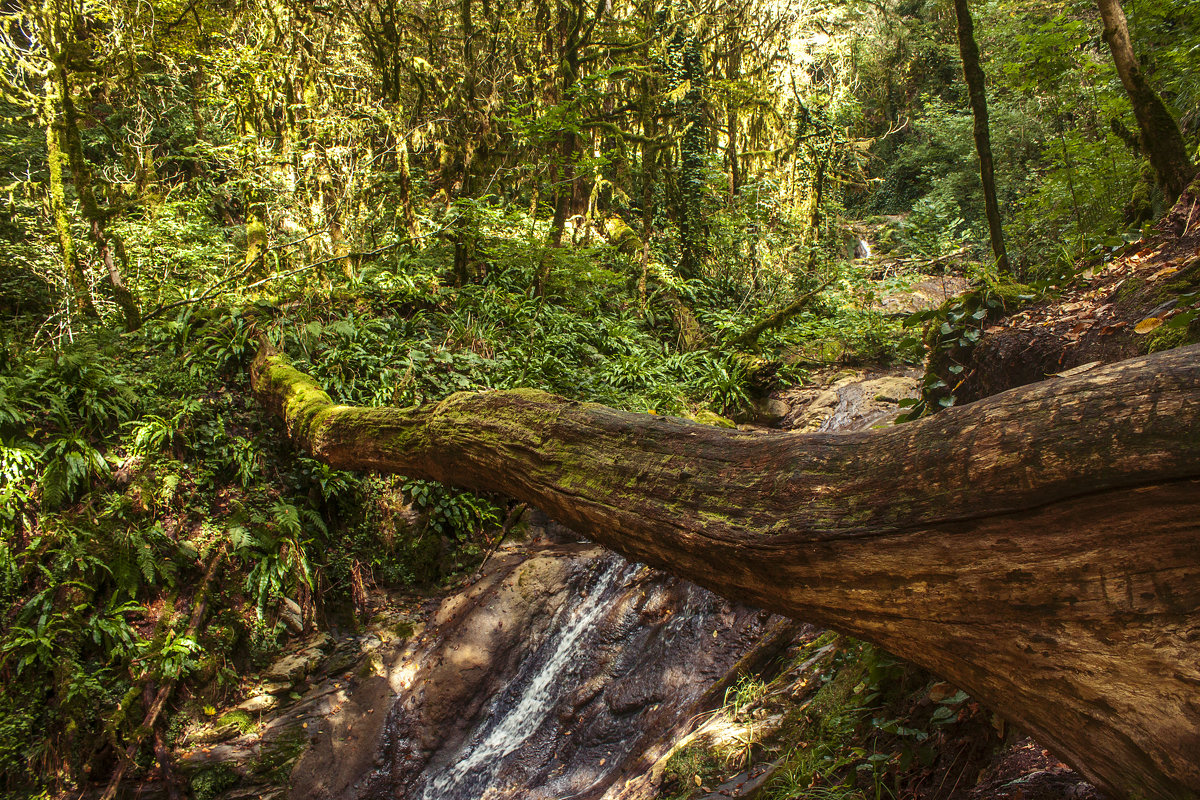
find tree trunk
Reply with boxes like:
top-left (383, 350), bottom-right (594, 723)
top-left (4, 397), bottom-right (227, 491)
top-left (727, 277), bottom-right (833, 350)
top-left (252, 343), bottom-right (1200, 800)
top-left (59, 69), bottom-right (141, 330)
top-left (726, 37), bottom-right (742, 198)
top-left (1096, 0), bottom-right (1196, 205)
top-left (397, 137), bottom-right (421, 243)
top-left (43, 74), bottom-right (98, 319)
top-left (953, 0), bottom-right (1009, 274)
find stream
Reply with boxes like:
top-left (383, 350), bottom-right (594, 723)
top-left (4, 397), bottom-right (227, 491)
top-left (286, 370), bottom-right (919, 800)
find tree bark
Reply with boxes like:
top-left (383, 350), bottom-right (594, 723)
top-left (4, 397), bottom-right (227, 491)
top-left (953, 0), bottom-right (1009, 274)
top-left (1096, 0), bottom-right (1196, 205)
top-left (42, 74), bottom-right (98, 319)
top-left (252, 343), bottom-right (1200, 800)
top-left (725, 36), bottom-right (742, 198)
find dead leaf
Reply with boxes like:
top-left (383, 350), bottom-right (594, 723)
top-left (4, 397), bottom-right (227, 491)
top-left (1134, 317), bottom-right (1164, 334)
top-left (1098, 321), bottom-right (1127, 336)
top-left (1149, 266), bottom-right (1179, 281)
top-left (927, 682), bottom-right (956, 702)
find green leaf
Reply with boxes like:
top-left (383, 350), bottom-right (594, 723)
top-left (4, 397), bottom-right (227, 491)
top-left (1165, 310), bottom-right (1198, 329)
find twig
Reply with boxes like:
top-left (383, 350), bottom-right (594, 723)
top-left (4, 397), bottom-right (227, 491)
top-left (473, 503), bottom-right (528, 579)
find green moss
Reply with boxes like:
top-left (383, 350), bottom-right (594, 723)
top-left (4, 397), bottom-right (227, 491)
top-left (763, 641), bottom-right (881, 800)
top-left (1143, 323), bottom-right (1195, 354)
top-left (691, 410), bottom-right (735, 428)
top-left (215, 709), bottom-right (256, 734)
top-left (251, 725), bottom-right (307, 782)
top-left (661, 741), bottom-right (725, 800)
top-left (190, 764), bottom-right (240, 800)
top-left (1128, 180), bottom-right (1154, 225)
top-left (1115, 277), bottom-right (1145, 302)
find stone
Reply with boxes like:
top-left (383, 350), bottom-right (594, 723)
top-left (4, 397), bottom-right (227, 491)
top-left (238, 694), bottom-right (278, 713)
top-left (281, 598), bottom-right (304, 634)
top-left (265, 645), bottom-right (325, 682)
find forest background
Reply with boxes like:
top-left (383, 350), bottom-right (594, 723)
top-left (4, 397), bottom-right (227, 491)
top-left (0, 0), bottom-right (1197, 794)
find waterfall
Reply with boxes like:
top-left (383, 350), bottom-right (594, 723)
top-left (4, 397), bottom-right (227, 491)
top-left (415, 556), bottom-right (633, 800)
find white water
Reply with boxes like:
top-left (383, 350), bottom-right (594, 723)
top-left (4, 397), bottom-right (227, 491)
top-left (418, 557), bottom-right (632, 800)
top-left (856, 238), bottom-right (872, 259)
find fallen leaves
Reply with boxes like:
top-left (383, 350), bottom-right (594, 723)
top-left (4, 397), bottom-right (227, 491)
top-left (1134, 317), bottom-right (1164, 334)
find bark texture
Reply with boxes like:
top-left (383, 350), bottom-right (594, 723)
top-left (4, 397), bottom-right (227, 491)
top-left (252, 344), bottom-right (1200, 800)
top-left (1096, 0), bottom-right (1196, 205)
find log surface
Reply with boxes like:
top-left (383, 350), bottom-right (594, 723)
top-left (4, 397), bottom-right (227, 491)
top-left (252, 343), bottom-right (1200, 800)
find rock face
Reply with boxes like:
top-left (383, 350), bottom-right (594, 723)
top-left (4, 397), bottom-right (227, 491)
top-left (288, 544), bottom-right (769, 800)
top-left (779, 370), bottom-right (920, 432)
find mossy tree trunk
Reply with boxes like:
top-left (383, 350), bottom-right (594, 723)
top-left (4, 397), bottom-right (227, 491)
top-left (42, 74), bottom-right (97, 319)
top-left (253, 344), bottom-right (1200, 800)
top-left (58, 68), bottom-right (141, 330)
top-left (1096, 0), bottom-right (1196, 205)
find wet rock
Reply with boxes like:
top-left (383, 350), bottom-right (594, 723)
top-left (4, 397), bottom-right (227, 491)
top-left (781, 372), bottom-right (919, 433)
top-left (288, 545), bottom-right (769, 800)
top-left (792, 389), bottom-right (840, 431)
top-left (265, 634), bottom-right (329, 682)
top-left (604, 675), bottom-right (666, 715)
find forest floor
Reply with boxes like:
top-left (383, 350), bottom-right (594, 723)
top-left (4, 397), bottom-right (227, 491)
top-left (953, 228), bottom-right (1200, 402)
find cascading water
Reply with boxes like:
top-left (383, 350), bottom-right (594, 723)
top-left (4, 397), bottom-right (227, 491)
top-left (414, 556), bottom-right (632, 800)
top-left (340, 544), bottom-right (768, 800)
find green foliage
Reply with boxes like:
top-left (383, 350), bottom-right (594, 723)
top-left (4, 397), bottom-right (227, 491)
top-left (0, 0), bottom-right (1194, 791)
top-left (190, 764), bottom-right (240, 800)
top-left (898, 268), bottom-right (1042, 418)
top-left (230, 499), bottom-right (322, 619)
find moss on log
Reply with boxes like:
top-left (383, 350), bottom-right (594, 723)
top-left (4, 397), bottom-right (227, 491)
top-left (252, 344), bottom-right (1200, 800)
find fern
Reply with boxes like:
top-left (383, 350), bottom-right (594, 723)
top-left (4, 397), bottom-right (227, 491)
top-left (39, 434), bottom-right (110, 509)
top-left (0, 438), bottom-right (40, 526)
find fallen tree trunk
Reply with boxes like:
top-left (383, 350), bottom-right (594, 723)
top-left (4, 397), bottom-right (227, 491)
top-left (251, 344), bottom-right (1200, 800)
